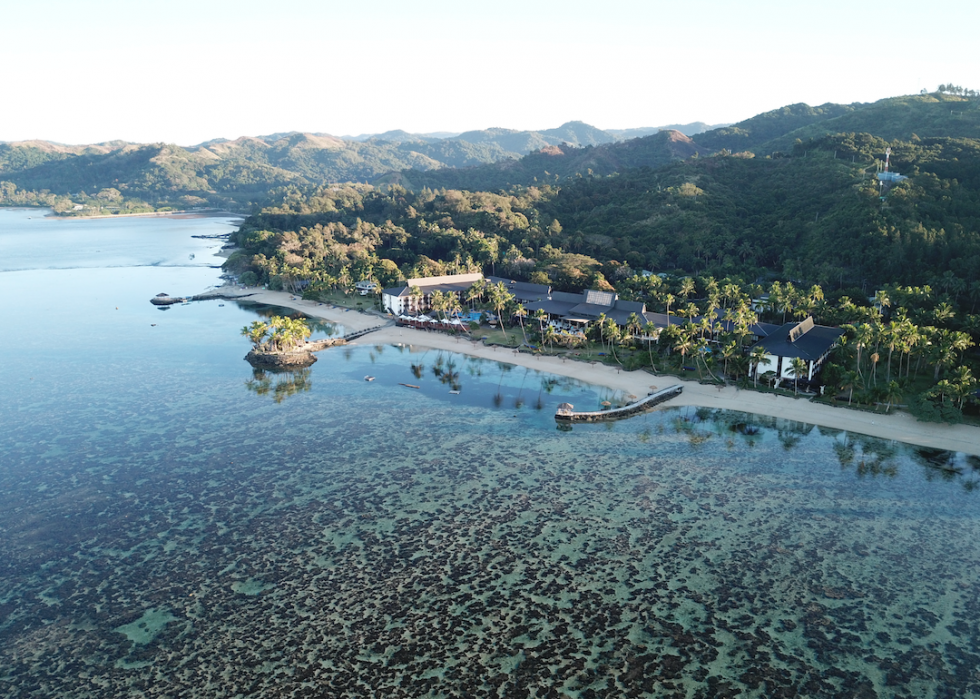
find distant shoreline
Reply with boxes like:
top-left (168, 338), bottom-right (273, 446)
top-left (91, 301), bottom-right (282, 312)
top-left (199, 284), bottom-right (980, 457)
top-left (46, 209), bottom-right (245, 221)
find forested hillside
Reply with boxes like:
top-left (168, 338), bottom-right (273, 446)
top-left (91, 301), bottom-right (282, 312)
top-left (694, 92), bottom-right (980, 156)
top-left (380, 130), bottom-right (711, 192)
top-left (226, 127), bottom-right (980, 296)
top-left (692, 102), bottom-right (861, 152)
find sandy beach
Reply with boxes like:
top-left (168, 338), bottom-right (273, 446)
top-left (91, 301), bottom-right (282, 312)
top-left (210, 285), bottom-right (980, 457)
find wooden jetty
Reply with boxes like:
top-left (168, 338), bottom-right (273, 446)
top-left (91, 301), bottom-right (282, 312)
top-left (555, 385), bottom-right (683, 423)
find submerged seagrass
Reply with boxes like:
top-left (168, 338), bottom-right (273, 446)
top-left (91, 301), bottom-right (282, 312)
top-left (1, 209), bottom-right (979, 697)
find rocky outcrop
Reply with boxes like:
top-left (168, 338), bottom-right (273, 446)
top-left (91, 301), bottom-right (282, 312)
top-left (242, 326), bottom-right (386, 369)
top-left (245, 349), bottom-right (318, 369)
top-left (150, 293), bottom-right (187, 305)
top-left (244, 338), bottom-right (347, 369)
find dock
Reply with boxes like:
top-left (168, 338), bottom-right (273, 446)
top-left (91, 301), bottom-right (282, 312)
top-left (555, 385), bottom-right (683, 423)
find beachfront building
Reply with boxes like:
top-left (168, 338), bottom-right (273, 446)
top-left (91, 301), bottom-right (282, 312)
top-left (484, 276), bottom-right (551, 305)
top-left (523, 290), bottom-right (649, 333)
top-left (749, 316), bottom-right (844, 382)
top-left (382, 274), bottom-right (552, 316)
top-left (381, 273), bottom-right (485, 315)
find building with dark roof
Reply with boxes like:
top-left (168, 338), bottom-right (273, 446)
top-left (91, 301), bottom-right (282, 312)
top-left (750, 316), bottom-right (844, 382)
top-left (485, 276), bottom-right (550, 304)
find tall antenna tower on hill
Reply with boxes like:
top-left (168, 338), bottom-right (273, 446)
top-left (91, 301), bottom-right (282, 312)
top-left (877, 147), bottom-right (907, 199)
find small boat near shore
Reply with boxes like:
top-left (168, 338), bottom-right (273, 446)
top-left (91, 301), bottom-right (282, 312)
top-left (365, 376), bottom-right (375, 381)
top-left (399, 383), bottom-right (420, 389)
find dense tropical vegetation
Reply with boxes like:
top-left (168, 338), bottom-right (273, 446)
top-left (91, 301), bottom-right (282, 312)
top-left (241, 316), bottom-right (312, 353)
top-left (214, 89), bottom-right (980, 422)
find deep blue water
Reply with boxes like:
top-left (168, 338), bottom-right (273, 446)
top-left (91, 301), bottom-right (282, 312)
top-left (1, 208), bottom-right (979, 698)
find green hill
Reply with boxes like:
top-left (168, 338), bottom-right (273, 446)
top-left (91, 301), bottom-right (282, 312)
top-left (378, 130), bottom-right (711, 192)
top-left (758, 93), bottom-right (980, 154)
top-left (693, 102), bottom-right (861, 153)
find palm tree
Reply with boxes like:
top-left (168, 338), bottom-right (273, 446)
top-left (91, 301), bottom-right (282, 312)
top-left (673, 331), bottom-right (695, 369)
top-left (678, 276), bottom-right (696, 303)
top-left (514, 303), bottom-right (529, 344)
top-left (487, 282), bottom-right (513, 342)
top-left (749, 346), bottom-right (770, 388)
top-left (643, 321), bottom-right (659, 370)
top-left (430, 290), bottom-right (446, 321)
top-left (242, 321), bottom-right (269, 349)
top-left (933, 329), bottom-right (975, 380)
top-left (848, 323), bottom-right (873, 382)
top-left (626, 313), bottom-right (642, 348)
top-left (593, 312), bottom-right (608, 351)
top-left (542, 324), bottom-right (558, 351)
top-left (408, 285), bottom-right (423, 315)
top-left (950, 366), bottom-right (978, 410)
top-left (719, 341), bottom-right (739, 381)
top-left (604, 317), bottom-right (622, 363)
top-left (466, 279), bottom-right (485, 309)
top-left (931, 379), bottom-right (955, 404)
top-left (534, 308), bottom-right (548, 336)
top-left (882, 380), bottom-right (903, 413)
top-left (841, 370), bottom-right (859, 405)
top-left (664, 293), bottom-right (675, 320)
top-left (445, 292), bottom-right (462, 321)
top-left (874, 289), bottom-right (891, 318)
top-left (789, 357), bottom-right (808, 396)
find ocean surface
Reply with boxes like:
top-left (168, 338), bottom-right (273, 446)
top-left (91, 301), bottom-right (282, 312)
top-left (1, 208), bottom-right (979, 698)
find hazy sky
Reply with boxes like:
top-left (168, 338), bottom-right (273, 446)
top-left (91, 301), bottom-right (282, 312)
top-left (3, 0), bottom-right (975, 145)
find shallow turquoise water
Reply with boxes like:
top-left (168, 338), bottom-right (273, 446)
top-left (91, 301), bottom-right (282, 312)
top-left (1, 209), bottom-right (979, 697)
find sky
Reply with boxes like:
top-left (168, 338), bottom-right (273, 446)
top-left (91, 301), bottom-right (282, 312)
top-left (2, 0), bottom-right (976, 145)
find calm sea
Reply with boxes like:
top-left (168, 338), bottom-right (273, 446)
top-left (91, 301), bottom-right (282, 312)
top-left (1, 208), bottom-right (979, 698)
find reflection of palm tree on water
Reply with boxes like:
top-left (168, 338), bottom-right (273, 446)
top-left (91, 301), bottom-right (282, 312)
top-left (515, 367), bottom-right (530, 408)
top-left (493, 363), bottom-right (513, 407)
top-left (431, 353), bottom-right (461, 391)
top-left (245, 367), bottom-right (312, 403)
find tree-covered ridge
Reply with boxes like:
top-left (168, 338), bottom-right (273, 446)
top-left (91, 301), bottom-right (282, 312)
top-left (692, 102), bottom-right (861, 153)
top-left (691, 93), bottom-right (980, 157)
top-left (755, 93), bottom-right (980, 155)
top-left (379, 130), bottom-right (711, 192)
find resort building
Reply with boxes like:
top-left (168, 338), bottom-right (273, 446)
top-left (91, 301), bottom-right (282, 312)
top-left (381, 273), bottom-right (484, 315)
top-left (382, 274), bottom-right (551, 316)
top-left (749, 316), bottom-right (844, 382)
top-left (484, 276), bottom-right (551, 304)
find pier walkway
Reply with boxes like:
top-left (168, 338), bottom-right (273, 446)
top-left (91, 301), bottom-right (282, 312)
top-left (555, 385), bottom-right (683, 423)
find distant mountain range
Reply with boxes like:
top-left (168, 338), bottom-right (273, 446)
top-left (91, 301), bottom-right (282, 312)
top-left (2, 93), bottom-right (978, 212)
top-left (0, 121), bottom-right (726, 209)
top-left (340, 121), bottom-right (724, 144)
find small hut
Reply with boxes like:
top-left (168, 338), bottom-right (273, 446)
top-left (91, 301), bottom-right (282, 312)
top-left (556, 403), bottom-right (574, 417)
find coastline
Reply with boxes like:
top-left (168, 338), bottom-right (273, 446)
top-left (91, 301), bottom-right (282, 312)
top-left (207, 285), bottom-right (980, 457)
top-left (46, 209), bottom-right (245, 221)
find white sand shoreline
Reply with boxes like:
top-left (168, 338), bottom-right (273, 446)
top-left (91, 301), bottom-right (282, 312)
top-left (208, 285), bottom-right (980, 457)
